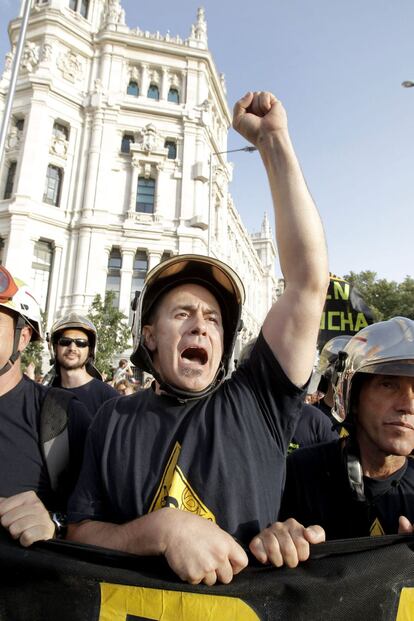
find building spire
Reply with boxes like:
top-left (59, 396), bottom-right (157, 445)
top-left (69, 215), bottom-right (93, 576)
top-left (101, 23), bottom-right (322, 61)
top-left (261, 212), bottom-right (272, 238)
top-left (189, 7), bottom-right (208, 48)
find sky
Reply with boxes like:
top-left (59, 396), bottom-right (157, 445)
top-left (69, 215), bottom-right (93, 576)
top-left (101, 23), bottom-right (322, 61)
top-left (1, 0), bottom-right (413, 282)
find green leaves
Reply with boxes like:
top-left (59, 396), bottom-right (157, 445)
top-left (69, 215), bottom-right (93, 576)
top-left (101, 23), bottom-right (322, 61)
top-left (344, 271), bottom-right (414, 322)
top-left (87, 292), bottom-right (131, 376)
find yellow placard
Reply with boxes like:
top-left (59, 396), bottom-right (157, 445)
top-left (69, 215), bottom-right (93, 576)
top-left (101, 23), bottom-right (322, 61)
top-left (396, 588), bottom-right (414, 621)
top-left (99, 582), bottom-right (260, 621)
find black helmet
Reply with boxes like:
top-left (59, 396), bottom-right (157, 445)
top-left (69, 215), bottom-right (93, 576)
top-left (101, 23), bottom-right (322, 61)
top-left (131, 254), bottom-right (245, 399)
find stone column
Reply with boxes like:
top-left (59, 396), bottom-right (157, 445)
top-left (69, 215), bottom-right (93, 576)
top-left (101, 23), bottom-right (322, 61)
top-left (81, 109), bottom-right (104, 217)
top-left (148, 251), bottom-right (162, 271)
top-left (46, 243), bottom-right (63, 321)
top-left (118, 248), bottom-right (135, 316)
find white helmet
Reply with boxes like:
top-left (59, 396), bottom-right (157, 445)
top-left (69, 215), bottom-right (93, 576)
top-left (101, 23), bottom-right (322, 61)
top-left (0, 266), bottom-right (43, 376)
top-left (333, 317), bottom-right (414, 422)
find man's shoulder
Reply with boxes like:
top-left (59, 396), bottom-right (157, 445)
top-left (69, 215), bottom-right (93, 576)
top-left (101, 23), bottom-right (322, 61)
top-left (90, 378), bottom-right (118, 397)
top-left (288, 438), bottom-right (341, 467)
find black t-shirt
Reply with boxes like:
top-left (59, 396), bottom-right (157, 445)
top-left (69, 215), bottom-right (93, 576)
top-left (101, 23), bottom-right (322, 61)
top-left (280, 439), bottom-right (414, 538)
top-left (289, 404), bottom-right (338, 452)
top-left (0, 376), bottom-right (93, 510)
top-left (57, 378), bottom-right (118, 417)
top-left (68, 332), bottom-right (306, 542)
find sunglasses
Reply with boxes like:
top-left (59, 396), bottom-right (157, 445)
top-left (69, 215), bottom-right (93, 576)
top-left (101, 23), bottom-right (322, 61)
top-left (57, 337), bottom-right (89, 348)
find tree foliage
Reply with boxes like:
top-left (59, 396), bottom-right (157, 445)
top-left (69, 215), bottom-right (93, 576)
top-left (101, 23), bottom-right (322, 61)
top-left (87, 291), bottom-right (131, 376)
top-left (344, 271), bottom-right (414, 322)
top-left (21, 310), bottom-right (47, 376)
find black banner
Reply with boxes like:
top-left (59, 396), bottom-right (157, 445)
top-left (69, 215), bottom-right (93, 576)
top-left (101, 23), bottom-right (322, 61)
top-left (318, 275), bottom-right (375, 350)
top-left (1, 530), bottom-right (414, 620)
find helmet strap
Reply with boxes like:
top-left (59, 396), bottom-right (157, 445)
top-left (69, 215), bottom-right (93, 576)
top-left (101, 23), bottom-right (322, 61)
top-left (0, 315), bottom-right (25, 377)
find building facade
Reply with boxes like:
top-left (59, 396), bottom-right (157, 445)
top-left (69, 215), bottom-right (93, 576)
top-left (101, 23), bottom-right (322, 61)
top-left (0, 0), bottom-right (277, 366)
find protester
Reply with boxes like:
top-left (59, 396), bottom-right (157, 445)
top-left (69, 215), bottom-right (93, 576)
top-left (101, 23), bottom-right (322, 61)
top-left (250, 317), bottom-right (414, 568)
top-left (66, 90), bottom-right (329, 585)
top-left (113, 358), bottom-right (134, 383)
top-left (0, 267), bottom-right (92, 546)
top-left (313, 334), bottom-right (352, 426)
top-left (47, 313), bottom-right (118, 415)
top-left (114, 379), bottom-right (137, 396)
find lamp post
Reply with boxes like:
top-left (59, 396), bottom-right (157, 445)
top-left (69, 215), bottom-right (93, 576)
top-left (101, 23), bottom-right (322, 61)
top-left (207, 145), bottom-right (257, 255)
top-left (0, 0), bottom-right (33, 170)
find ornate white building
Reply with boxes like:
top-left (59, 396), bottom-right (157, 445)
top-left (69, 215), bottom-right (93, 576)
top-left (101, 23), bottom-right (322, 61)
top-left (0, 0), bottom-right (277, 365)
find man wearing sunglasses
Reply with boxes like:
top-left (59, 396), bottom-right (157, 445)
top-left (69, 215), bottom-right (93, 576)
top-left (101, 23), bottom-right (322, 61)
top-left (0, 267), bottom-right (92, 547)
top-left (46, 313), bottom-right (117, 416)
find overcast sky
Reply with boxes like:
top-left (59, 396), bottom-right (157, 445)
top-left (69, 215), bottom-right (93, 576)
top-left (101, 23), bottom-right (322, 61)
top-left (1, 0), bottom-right (413, 282)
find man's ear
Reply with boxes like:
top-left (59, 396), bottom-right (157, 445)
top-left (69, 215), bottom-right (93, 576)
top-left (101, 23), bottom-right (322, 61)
top-left (18, 325), bottom-right (33, 353)
top-left (142, 325), bottom-right (156, 352)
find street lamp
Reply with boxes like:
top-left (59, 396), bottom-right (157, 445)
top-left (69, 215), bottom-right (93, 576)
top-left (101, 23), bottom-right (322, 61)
top-left (208, 145), bottom-right (257, 255)
top-left (401, 81), bottom-right (414, 88)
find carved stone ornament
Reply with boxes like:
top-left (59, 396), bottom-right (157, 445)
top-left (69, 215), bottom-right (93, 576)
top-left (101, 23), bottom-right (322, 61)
top-left (5, 127), bottom-right (22, 152)
top-left (41, 42), bottom-right (53, 63)
top-left (104, 0), bottom-right (126, 25)
top-left (21, 41), bottom-right (40, 73)
top-left (138, 124), bottom-right (162, 153)
top-left (57, 50), bottom-right (84, 83)
top-left (50, 135), bottom-right (68, 158)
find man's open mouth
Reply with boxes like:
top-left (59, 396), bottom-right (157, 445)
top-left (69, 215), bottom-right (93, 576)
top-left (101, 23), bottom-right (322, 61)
top-left (181, 347), bottom-right (208, 365)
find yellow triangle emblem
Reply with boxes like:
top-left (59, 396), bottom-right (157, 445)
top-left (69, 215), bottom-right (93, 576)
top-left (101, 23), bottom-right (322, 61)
top-left (370, 517), bottom-right (385, 537)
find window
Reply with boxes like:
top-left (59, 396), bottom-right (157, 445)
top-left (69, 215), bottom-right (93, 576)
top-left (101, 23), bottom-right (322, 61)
top-left (69, 0), bottom-right (88, 18)
top-left (147, 84), bottom-right (159, 101)
top-left (3, 162), bottom-right (17, 199)
top-left (165, 140), bottom-right (177, 160)
top-left (43, 165), bottom-right (63, 206)
top-left (0, 238), bottom-right (4, 265)
top-left (121, 134), bottom-right (134, 154)
top-left (127, 81), bottom-right (139, 97)
top-left (31, 240), bottom-right (53, 311)
top-left (136, 177), bottom-right (155, 214)
top-left (167, 88), bottom-right (179, 104)
top-left (130, 251), bottom-right (148, 323)
top-left (15, 118), bottom-right (24, 132)
top-left (53, 122), bottom-right (69, 140)
top-left (106, 248), bottom-right (122, 308)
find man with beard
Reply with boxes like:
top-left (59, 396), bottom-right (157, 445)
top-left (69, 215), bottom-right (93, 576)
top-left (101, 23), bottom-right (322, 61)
top-left (47, 313), bottom-right (117, 415)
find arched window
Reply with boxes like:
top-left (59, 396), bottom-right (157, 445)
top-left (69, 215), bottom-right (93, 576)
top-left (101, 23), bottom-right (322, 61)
top-left (3, 161), bottom-right (17, 199)
top-left (43, 165), bottom-right (63, 206)
top-left (164, 140), bottom-right (177, 160)
top-left (136, 177), bottom-right (155, 214)
top-left (147, 84), bottom-right (159, 101)
top-left (121, 134), bottom-right (134, 154)
top-left (127, 81), bottom-right (139, 97)
top-left (106, 248), bottom-right (122, 308)
top-left (53, 121), bottom-right (69, 140)
top-left (69, 0), bottom-right (88, 18)
top-left (167, 88), bottom-right (179, 104)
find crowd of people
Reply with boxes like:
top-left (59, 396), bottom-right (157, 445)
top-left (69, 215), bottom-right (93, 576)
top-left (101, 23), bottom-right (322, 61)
top-left (0, 90), bottom-right (413, 587)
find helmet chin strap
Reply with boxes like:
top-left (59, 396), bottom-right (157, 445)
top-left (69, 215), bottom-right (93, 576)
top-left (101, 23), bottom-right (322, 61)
top-left (0, 315), bottom-right (25, 377)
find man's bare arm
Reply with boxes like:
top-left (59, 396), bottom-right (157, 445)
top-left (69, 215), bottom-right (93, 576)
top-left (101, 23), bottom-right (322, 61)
top-left (233, 91), bottom-right (329, 386)
top-left (67, 508), bottom-right (248, 585)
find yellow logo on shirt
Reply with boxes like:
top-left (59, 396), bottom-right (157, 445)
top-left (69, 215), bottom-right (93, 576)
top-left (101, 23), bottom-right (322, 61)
top-left (148, 441), bottom-right (216, 522)
top-left (370, 517), bottom-right (385, 537)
